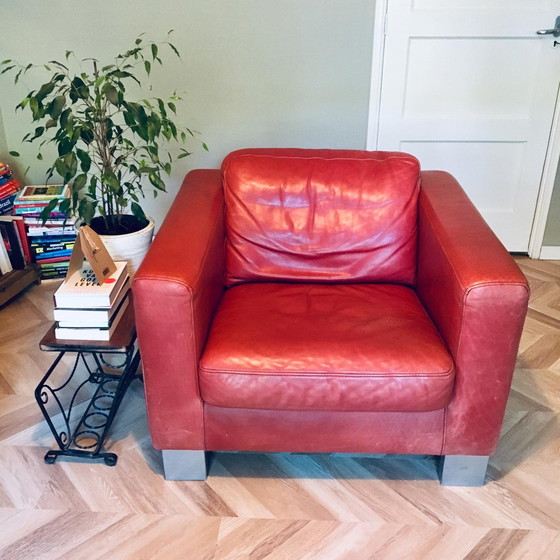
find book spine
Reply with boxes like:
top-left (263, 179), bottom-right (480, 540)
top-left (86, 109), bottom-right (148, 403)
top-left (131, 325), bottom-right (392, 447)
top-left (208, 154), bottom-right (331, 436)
top-left (35, 251), bottom-right (73, 260)
top-left (22, 217), bottom-right (75, 226)
top-left (14, 205), bottom-right (56, 214)
top-left (27, 228), bottom-right (77, 236)
top-left (0, 180), bottom-right (20, 198)
top-left (13, 219), bottom-right (32, 265)
top-left (31, 241), bottom-right (75, 252)
top-left (0, 233), bottom-right (13, 274)
top-left (13, 201), bottom-right (51, 209)
top-left (0, 222), bottom-right (25, 269)
top-left (14, 211), bottom-right (67, 218)
top-left (42, 269), bottom-right (69, 279)
top-left (0, 173), bottom-right (14, 186)
top-left (0, 194), bottom-right (17, 215)
top-left (33, 255), bottom-right (72, 264)
top-left (29, 234), bottom-right (77, 245)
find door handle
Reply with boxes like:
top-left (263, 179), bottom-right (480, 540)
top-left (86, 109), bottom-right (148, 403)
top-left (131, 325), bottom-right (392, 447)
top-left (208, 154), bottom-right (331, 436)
top-left (537, 16), bottom-right (560, 37)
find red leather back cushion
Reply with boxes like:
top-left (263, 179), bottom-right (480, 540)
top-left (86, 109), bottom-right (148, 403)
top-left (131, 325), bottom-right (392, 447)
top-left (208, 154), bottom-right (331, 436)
top-left (222, 149), bottom-right (420, 286)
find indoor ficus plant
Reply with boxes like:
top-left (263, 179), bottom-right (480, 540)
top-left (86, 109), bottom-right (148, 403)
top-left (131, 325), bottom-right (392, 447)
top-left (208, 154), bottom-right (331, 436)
top-left (1, 31), bottom-right (206, 235)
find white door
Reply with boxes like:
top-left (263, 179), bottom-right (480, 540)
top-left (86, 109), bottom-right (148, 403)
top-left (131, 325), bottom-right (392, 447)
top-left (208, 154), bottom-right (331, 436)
top-left (370, 0), bottom-right (560, 252)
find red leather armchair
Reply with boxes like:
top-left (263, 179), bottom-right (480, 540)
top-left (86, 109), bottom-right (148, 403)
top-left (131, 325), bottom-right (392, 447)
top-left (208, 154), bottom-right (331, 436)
top-left (133, 149), bottom-right (529, 485)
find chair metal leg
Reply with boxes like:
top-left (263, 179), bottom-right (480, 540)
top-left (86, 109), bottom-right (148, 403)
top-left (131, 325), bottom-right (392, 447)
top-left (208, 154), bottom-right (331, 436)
top-left (439, 454), bottom-right (489, 486)
top-left (162, 450), bottom-right (207, 481)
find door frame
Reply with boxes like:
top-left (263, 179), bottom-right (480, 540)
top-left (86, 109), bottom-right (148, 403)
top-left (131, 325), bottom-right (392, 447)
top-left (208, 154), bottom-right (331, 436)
top-left (366, 0), bottom-right (560, 258)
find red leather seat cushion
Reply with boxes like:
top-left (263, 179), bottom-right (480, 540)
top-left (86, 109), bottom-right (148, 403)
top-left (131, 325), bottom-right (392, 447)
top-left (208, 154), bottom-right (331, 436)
top-left (222, 149), bottom-right (420, 287)
top-left (199, 283), bottom-right (455, 413)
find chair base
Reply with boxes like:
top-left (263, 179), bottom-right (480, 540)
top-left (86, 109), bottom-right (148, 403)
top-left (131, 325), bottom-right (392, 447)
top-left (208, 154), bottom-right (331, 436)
top-left (162, 450), bottom-right (208, 481)
top-left (439, 454), bottom-right (489, 486)
top-left (159, 450), bottom-right (489, 485)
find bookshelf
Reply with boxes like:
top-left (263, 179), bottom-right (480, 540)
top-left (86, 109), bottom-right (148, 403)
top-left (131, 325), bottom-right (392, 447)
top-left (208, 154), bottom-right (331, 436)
top-left (0, 263), bottom-right (42, 307)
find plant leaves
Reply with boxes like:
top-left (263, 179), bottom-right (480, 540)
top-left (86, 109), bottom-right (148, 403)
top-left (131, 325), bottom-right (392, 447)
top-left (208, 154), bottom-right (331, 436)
top-left (72, 173), bottom-right (88, 192)
top-left (76, 149), bottom-right (92, 172)
top-left (131, 201), bottom-right (147, 222)
top-left (28, 126), bottom-right (45, 142)
top-left (167, 42), bottom-right (181, 59)
top-left (48, 95), bottom-right (66, 120)
top-left (104, 84), bottom-right (119, 105)
top-left (35, 81), bottom-right (55, 102)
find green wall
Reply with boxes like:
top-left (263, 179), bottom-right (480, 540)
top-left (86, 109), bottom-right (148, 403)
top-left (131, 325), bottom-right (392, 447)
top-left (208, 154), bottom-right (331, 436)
top-left (0, 107), bottom-right (7, 157)
top-left (543, 160), bottom-right (560, 246)
top-left (0, 0), bottom-right (375, 225)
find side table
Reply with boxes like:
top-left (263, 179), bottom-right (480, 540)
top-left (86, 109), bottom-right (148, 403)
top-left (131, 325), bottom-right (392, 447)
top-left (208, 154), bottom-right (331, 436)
top-left (35, 299), bottom-right (141, 466)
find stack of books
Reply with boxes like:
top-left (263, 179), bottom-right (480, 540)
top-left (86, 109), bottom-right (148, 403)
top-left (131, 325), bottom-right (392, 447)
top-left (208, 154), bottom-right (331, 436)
top-left (13, 184), bottom-right (77, 279)
top-left (0, 162), bottom-right (21, 216)
top-left (30, 233), bottom-right (77, 279)
top-left (53, 261), bottom-right (130, 340)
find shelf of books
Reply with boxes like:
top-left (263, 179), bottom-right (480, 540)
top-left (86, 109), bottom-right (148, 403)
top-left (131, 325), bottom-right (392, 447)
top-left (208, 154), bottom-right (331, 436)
top-left (0, 161), bottom-right (78, 306)
top-left (0, 162), bottom-right (41, 306)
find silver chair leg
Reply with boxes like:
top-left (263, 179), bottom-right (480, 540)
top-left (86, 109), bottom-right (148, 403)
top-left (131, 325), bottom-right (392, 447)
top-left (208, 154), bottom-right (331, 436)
top-left (162, 450), bottom-right (207, 481)
top-left (440, 454), bottom-right (489, 486)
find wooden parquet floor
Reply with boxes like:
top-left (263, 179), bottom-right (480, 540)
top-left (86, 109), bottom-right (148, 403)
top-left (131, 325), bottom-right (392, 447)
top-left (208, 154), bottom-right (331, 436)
top-left (1, 257), bottom-right (560, 560)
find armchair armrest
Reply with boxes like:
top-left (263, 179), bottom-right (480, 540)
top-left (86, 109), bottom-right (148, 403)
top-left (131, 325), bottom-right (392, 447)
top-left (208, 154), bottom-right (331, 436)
top-left (133, 170), bottom-right (225, 450)
top-left (417, 171), bottom-right (529, 455)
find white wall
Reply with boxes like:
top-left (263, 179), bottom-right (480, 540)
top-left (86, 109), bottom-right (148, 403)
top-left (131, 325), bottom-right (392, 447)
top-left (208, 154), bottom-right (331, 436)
top-left (0, 0), bottom-right (375, 226)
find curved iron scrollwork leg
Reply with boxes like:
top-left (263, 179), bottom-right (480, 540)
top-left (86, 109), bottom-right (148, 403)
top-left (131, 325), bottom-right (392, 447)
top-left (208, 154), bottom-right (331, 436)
top-left (35, 347), bottom-right (141, 466)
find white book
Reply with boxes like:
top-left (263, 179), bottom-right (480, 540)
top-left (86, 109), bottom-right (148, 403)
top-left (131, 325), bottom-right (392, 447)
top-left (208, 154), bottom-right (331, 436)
top-left (54, 279), bottom-right (131, 327)
top-left (0, 236), bottom-right (13, 274)
top-left (27, 226), bottom-right (77, 236)
top-left (54, 261), bottom-right (128, 308)
top-left (54, 295), bottom-right (129, 341)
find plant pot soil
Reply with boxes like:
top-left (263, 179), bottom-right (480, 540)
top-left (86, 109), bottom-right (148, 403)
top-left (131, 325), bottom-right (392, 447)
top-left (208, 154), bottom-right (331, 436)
top-left (90, 215), bottom-right (148, 236)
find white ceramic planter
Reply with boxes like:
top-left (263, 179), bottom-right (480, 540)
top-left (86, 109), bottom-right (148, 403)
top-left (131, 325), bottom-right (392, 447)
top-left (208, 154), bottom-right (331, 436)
top-left (98, 216), bottom-right (155, 278)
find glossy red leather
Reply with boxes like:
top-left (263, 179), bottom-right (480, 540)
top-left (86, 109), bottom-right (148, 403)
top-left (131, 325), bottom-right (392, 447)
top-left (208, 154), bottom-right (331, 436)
top-left (133, 151), bottom-right (529, 463)
top-left (200, 283), bottom-right (454, 412)
top-left (133, 170), bottom-right (225, 450)
top-left (222, 149), bottom-right (420, 286)
top-left (204, 405), bottom-right (446, 455)
top-left (417, 171), bottom-right (529, 455)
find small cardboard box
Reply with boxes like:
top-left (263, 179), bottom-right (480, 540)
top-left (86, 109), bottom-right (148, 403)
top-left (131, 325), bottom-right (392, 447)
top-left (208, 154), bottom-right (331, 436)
top-left (65, 225), bottom-right (117, 284)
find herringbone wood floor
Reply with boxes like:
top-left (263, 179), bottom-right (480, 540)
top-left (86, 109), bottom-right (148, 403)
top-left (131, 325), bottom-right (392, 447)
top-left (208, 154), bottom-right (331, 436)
top-left (0, 257), bottom-right (559, 560)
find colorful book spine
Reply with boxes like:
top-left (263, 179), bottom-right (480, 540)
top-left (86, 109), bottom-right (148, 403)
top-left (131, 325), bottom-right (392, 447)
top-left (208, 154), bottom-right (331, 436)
top-left (13, 205), bottom-right (60, 215)
top-left (33, 243), bottom-right (75, 254)
top-left (0, 179), bottom-right (20, 199)
top-left (13, 219), bottom-right (32, 264)
top-left (15, 211), bottom-right (68, 219)
top-left (34, 249), bottom-right (73, 260)
top-left (0, 193), bottom-right (17, 215)
top-left (33, 255), bottom-right (73, 264)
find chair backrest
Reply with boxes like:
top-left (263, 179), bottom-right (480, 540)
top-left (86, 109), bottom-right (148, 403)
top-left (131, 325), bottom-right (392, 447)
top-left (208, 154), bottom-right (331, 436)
top-left (222, 148), bottom-right (420, 286)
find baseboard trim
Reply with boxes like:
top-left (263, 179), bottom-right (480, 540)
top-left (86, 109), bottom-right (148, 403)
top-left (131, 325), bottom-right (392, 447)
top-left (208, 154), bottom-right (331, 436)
top-left (539, 246), bottom-right (560, 260)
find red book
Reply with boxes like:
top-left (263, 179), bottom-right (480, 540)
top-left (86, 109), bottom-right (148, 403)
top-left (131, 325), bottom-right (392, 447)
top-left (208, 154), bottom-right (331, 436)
top-left (0, 215), bottom-right (31, 265)
top-left (13, 218), bottom-right (32, 264)
top-left (14, 201), bottom-right (50, 209)
top-left (33, 255), bottom-right (71, 264)
top-left (0, 179), bottom-right (20, 199)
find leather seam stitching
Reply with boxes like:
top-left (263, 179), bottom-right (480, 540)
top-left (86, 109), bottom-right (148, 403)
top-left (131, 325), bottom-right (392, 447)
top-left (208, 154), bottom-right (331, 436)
top-left (199, 369), bottom-right (455, 378)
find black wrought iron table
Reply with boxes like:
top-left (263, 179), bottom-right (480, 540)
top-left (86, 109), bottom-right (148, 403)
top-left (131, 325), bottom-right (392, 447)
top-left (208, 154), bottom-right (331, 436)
top-left (35, 299), bottom-right (141, 466)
